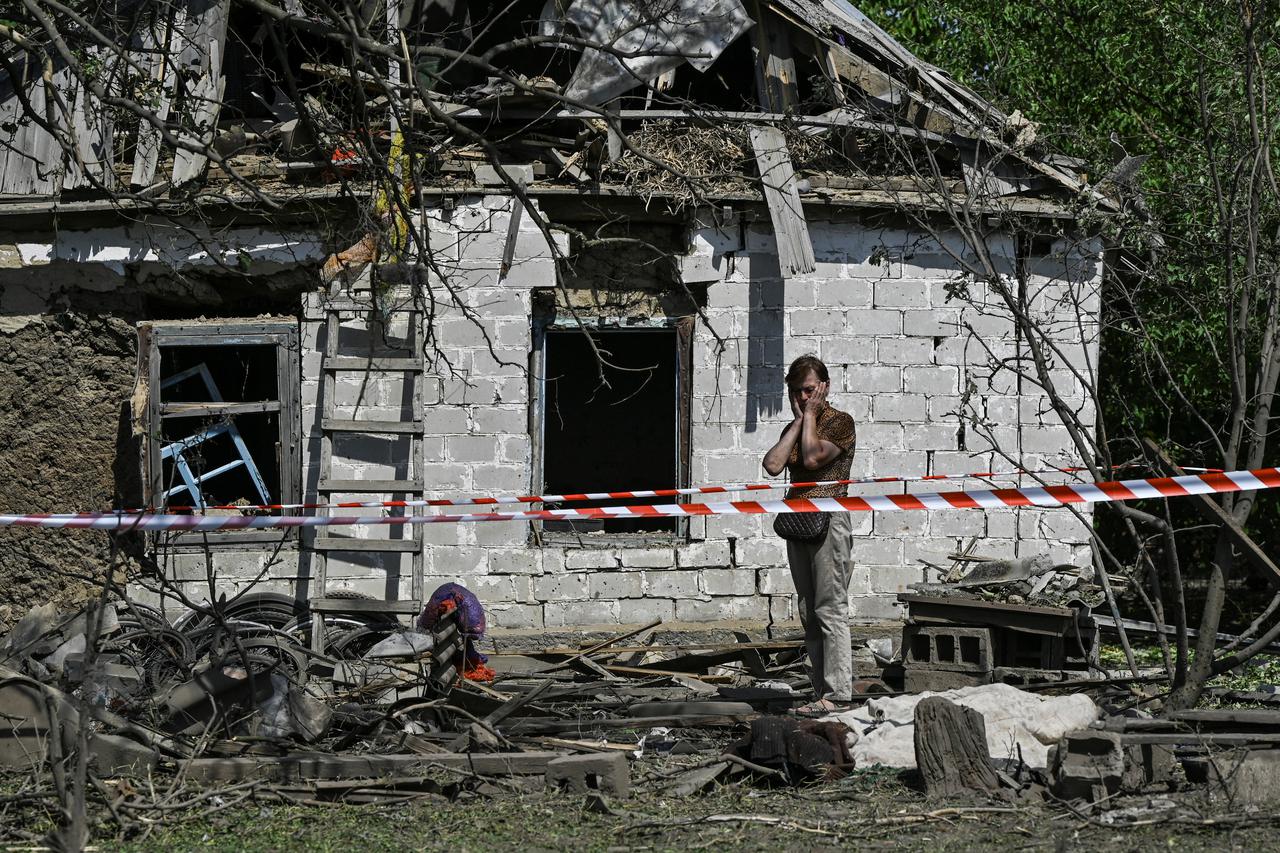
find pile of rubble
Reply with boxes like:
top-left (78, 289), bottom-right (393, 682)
top-left (4, 584), bottom-right (1280, 835)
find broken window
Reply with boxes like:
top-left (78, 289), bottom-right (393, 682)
top-left (534, 321), bottom-right (692, 538)
top-left (138, 321), bottom-right (300, 543)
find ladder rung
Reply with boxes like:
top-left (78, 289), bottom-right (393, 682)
top-left (310, 597), bottom-right (421, 614)
top-left (313, 537), bottom-right (420, 552)
top-left (324, 356), bottom-right (421, 371)
top-left (321, 418), bottom-right (423, 434)
top-left (318, 479), bottom-right (421, 493)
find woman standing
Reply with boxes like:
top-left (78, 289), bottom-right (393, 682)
top-left (762, 355), bottom-right (857, 714)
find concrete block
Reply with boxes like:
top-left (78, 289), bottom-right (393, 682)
top-left (617, 598), bottom-right (677, 624)
top-left (447, 435), bottom-right (500, 463)
top-left (473, 163), bottom-right (535, 186)
top-left (846, 365), bottom-right (901, 393)
top-left (858, 422), bottom-right (904, 450)
top-left (472, 521), bottom-right (528, 547)
top-left (904, 365), bottom-right (959, 395)
top-left (620, 548), bottom-right (677, 569)
top-left (905, 423), bottom-right (960, 449)
top-left (873, 393), bottom-right (928, 422)
top-left (757, 566), bottom-right (795, 595)
top-left (565, 550), bottom-right (619, 570)
top-left (544, 599), bottom-right (621, 627)
top-left (589, 572), bottom-right (644, 599)
top-left (844, 309), bottom-right (903, 336)
top-left (814, 278), bottom-right (873, 308)
top-left (819, 336), bottom-right (874, 364)
top-left (1122, 743), bottom-right (1177, 792)
top-left (471, 464), bottom-right (526, 492)
top-left (1049, 730), bottom-right (1125, 803)
top-left (533, 573), bottom-right (588, 601)
top-left (903, 308), bottom-right (962, 337)
top-left (877, 337), bottom-right (935, 365)
top-left (740, 539), bottom-right (786, 569)
top-left (703, 568), bottom-right (755, 597)
top-left (545, 752), bottom-right (631, 797)
top-left (677, 540), bottom-right (731, 568)
top-left (488, 549), bottom-right (542, 575)
top-left (849, 594), bottom-right (903, 623)
top-left (903, 669), bottom-right (990, 692)
top-left (645, 570), bottom-right (701, 598)
top-left (789, 310), bottom-right (847, 336)
top-left (487, 603), bottom-right (543, 629)
top-left (903, 625), bottom-right (993, 672)
top-left (873, 280), bottom-right (929, 308)
top-left (675, 595), bottom-right (768, 622)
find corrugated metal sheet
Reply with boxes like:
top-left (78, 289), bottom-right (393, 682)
top-left (564, 0), bottom-right (754, 105)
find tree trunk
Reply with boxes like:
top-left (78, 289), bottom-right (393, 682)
top-left (913, 697), bottom-right (1001, 799)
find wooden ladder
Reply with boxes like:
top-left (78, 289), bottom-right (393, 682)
top-left (309, 294), bottom-right (426, 655)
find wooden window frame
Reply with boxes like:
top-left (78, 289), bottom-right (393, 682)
top-left (139, 320), bottom-right (301, 548)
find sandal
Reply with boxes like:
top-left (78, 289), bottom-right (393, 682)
top-left (789, 698), bottom-right (854, 718)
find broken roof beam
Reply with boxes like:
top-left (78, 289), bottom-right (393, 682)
top-left (747, 0), bottom-right (798, 112)
top-left (749, 124), bottom-right (815, 277)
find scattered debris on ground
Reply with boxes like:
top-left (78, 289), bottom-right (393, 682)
top-left (4, 582), bottom-right (1280, 844)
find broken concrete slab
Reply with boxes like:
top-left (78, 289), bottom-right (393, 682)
top-left (1217, 749), bottom-right (1280, 807)
top-left (545, 752), bottom-right (631, 798)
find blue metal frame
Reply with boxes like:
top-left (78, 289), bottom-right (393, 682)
top-left (159, 363), bottom-right (271, 509)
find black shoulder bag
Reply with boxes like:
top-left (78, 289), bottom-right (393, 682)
top-left (773, 510), bottom-right (830, 543)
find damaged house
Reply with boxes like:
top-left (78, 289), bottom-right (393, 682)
top-left (0, 0), bottom-right (1105, 634)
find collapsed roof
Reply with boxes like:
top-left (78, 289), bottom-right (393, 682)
top-left (0, 0), bottom-right (1104, 229)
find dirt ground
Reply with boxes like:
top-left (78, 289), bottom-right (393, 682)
top-left (94, 770), bottom-right (1279, 852)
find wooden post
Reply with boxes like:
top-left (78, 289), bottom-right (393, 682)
top-left (913, 697), bottom-right (1001, 799)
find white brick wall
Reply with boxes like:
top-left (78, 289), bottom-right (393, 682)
top-left (162, 197), bottom-right (1102, 629)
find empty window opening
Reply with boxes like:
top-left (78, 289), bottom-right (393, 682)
top-left (540, 327), bottom-right (680, 535)
top-left (141, 322), bottom-right (300, 542)
top-left (158, 345), bottom-right (281, 510)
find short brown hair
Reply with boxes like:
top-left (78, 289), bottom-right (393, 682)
top-left (786, 354), bottom-right (829, 387)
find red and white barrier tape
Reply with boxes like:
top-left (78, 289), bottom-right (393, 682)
top-left (5, 468), bottom-right (1276, 532)
top-left (143, 464), bottom-right (1223, 513)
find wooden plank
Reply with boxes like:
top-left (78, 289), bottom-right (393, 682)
top-left (132, 5), bottom-right (185, 187)
top-left (748, 1), bottom-right (798, 112)
top-left (1144, 440), bottom-right (1280, 588)
top-left (161, 401), bottom-right (282, 418)
top-left (749, 125), bottom-right (816, 277)
top-left (324, 356), bottom-right (422, 371)
top-left (183, 751), bottom-right (567, 783)
top-left (172, 0), bottom-right (230, 186)
top-left (317, 479), bottom-right (420, 493)
top-left (1167, 709), bottom-right (1280, 727)
top-left (1118, 732), bottom-right (1280, 746)
top-left (321, 418), bottom-right (422, 434)
top-left (312, 537), bottom-right (420, 553)
top-left (507, 713), bottom-right (754, 734)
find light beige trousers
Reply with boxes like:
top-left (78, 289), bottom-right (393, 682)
top-left (785, 512), bottom-right (854, 701)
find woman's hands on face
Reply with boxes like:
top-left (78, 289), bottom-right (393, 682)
top-left (810, 380), bottom-right (829, 413)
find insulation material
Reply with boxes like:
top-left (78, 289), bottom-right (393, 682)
top-left (565, 0), bottom-right (754, 105)
top-left (828, 682), bottom-right (1100, 769)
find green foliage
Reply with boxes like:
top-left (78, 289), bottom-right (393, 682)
top-left (860, 1), bottom-right (1280, 576)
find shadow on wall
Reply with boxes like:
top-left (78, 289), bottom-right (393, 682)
top-left (746, 252), bottom-right (784, 434)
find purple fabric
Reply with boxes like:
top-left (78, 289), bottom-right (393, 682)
top-left (418, 582), bottom-right (488, 664)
